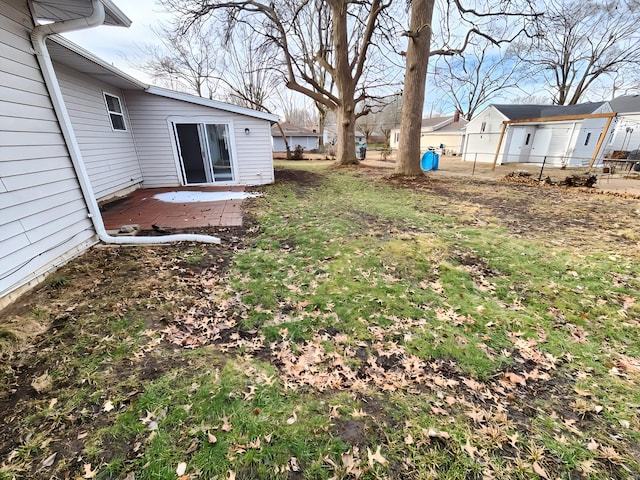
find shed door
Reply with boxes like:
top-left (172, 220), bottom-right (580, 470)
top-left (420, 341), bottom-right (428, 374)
top-left (173, 122), bottom-right (235, 184)
top-left (529, 128), bottom-right (552, 163)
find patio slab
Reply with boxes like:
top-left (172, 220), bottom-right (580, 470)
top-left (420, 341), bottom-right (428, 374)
top-left (100, 186), bottom-right (250, 232)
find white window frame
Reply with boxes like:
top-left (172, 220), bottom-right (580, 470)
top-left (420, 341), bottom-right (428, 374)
top-left (103, 93), bottom-right (126, 131)
top-left (167, 116), bottom-right (238, 186)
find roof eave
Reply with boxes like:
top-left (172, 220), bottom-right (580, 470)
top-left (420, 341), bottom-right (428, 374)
top-left (49, 35), bottom-right (148, 90)
top-left (146, 87), bottom-right (280, 122)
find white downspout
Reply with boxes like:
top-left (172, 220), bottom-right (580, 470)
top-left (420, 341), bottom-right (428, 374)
top-left (30, 0), bottom-right (220, 244)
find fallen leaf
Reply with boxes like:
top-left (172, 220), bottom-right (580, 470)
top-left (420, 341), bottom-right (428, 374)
top-left (40, 452), bottom-right (57, 468)
top-left (49, 398), bottom-right (58, 409)
top-left (185, 440), bottom-right (198, 454)
top-left (176, 462), bottom-right (187, 476)
top-left (221, 415), bottom-right (232, 432)
top-left (207, 432), bottom-right (217, 444)
top-left (426, 428), bottom-right (450, 440)
top-left (290, 457), bottom-right (301, 472)
top-left (31, 372), bottom-right (53, 393)
top-left (227, 471), bottom-right (236, 480)
top-left (367, 445), bottom-right (387, 468)
top-left (82, 463), bottom-right (98, 479)
top-left (103, 400), bottom-right (115, 412)
top-left (587, 439), bottom-right (599, 451)
top-left (287, 411), bottom-right (297, 425)
top-left (504, 372), bottom-right (526, 386)
top-left (463, 439), bottom-right (478, 458)
top-left (619, 419), bottom-right (630, 429)
top-left (533, 461), bottom-right (549, 479)
top-left (124, 473), bottom-right (135, 480)
top-left (574, 388), bottom-right (593, 397)
top-left (508, 432), bottom-right (519, 448)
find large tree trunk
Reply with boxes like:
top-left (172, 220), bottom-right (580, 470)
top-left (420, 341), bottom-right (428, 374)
top-left (331, 0), bottom-right (358, 165)
top-left (395, 0), bottom-right (435, 175)
top-left (335, 102), bottom-right (357, 164)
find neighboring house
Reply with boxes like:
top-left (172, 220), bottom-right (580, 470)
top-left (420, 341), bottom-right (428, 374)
top-left (271, 122), bottom-right (321, 151)
top-left (323, 125), bottom-right (363, 146)
top-left (462, 103), bottom-right (616, 166)
top-left (1, 0), bottom-right (278, 305)
top-left (605, 95), bottom-right (640, 155)
top-left (390, 114), bottom-right (468, 154)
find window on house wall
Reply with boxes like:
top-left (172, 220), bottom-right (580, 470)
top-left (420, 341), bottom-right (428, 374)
top-left (525, 133), bottom-right (531, 145)
top-left (104, 93), bottom-right (126, 131)
top-left (584, 132), bottom-right (591, 146)
top-left (480, 122), bottom-right (487, 133)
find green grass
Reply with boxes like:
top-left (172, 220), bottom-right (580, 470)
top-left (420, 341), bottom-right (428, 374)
top-left (1, 162), bottom-right (639, 479)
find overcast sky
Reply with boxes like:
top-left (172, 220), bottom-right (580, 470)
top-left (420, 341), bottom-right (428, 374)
top-left (62, 1), bottom-right (449, 116)
top-left (63, 0), bottom-right (170, 83)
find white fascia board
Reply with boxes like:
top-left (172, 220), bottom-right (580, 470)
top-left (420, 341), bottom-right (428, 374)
top-left (49, 35), bottom-right (148, 90)
top-left (146, 86), bottom-right (280, 122)
top-left (100, 0), bottom-right (132, 27)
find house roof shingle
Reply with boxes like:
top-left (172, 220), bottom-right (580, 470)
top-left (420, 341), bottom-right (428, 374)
top-left (609, 95), bottom-right (640, 114)
top-left (493, 102), bottom-right (607, 120)
top-left (271, 122), bottom-right (321, 137)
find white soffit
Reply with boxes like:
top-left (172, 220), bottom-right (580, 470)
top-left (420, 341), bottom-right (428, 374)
top-left (30, 0), bottom-right (131, 27)
top-left (48, 35), bottom-right (147, 90)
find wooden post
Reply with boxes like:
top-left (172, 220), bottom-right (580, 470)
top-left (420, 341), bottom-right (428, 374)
top-left (492, 121), bottom-right (508, 171)
top-left (587, 114), bottom-right (616, 172)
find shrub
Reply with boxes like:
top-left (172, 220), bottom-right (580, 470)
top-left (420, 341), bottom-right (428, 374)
top-left (292, 144), bottom-right (305, 160)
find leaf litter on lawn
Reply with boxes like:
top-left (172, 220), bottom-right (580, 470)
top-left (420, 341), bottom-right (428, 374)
top-left (1, 164), bottom-right (640, 479)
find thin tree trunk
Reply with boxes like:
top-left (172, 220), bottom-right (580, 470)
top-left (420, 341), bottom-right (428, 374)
top-left (396, 0), bottom-right (435, 175)
top-left (275, 122), bottom-right (292, 159)
top-left (317, 106), bottom-right (326, 148)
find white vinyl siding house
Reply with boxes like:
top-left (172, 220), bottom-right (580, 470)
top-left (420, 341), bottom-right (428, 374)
top-left (0, 0), bottom-right (96, 302)
top-left (125, 89), bottom-right (275, 187)
top-left (54, 61), bottom-right (143, 199)
top-left (0, 0), bottom-right (278, 305)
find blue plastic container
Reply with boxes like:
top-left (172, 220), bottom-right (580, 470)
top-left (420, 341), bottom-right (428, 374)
top-left (420, 151), bottom-right (439, 171)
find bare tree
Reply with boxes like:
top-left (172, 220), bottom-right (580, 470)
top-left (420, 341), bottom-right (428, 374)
top-left (520, 0), bottom-right (640, 105)
top-left (137, 21), bottom-right (219, 98)
top-left (161, 0), bottom-right (401, 165)
top-left (395, 0), bottom-right (539, 175)
top-left (215, 24), bottom-right (282, 112)
top-left (432, 43), bottom-right (528, 120)
top-left (356, 114), bottom-right (376, 143)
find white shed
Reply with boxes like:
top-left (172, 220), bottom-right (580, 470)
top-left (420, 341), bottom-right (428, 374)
top-left (462, 103), bottom-right (615, 167)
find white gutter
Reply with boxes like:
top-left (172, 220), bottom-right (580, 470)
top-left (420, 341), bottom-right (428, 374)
top-left (30, 0), bottom-right (220, 244)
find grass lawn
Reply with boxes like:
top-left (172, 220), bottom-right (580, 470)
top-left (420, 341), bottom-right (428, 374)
top-left (1, 161), bottom-right (639, 479)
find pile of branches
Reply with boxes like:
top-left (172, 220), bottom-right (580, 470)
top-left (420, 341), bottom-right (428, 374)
top-left (501, 171), bottom-right (539, 185)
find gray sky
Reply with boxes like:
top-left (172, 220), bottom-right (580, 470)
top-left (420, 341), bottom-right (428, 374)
top-left (63, 0), bottom-right (170, 83)
top-left (62, 1), bottom-right (448, 117)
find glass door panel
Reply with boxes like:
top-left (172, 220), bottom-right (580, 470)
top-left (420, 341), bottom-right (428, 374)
top-left (205, 124), bottom-right (234, 182)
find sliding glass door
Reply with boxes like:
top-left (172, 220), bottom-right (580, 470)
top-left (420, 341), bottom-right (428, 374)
top-left (173, 122), bottom-right (235, 184)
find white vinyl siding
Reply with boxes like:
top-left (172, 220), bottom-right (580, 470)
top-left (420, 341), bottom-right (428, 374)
top-left (273, 135), bottom-right (319, 152)
top-left (0, 0), bottom-right (96, 301)
top-left (54, 62), bottom-right (143, 199)
top-left (462, 106), bottom-right (509, 163)
top-left (124, 90), bottom-right (274, 187)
